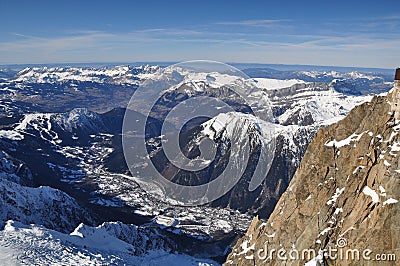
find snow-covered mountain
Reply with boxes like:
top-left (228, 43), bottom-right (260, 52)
top-left (0, 64), bottom-right (394, 264)
top-left (139, 70), bottom-right (373, 215)
top-left (0, 220), bottom-right (218, 265)
top-left (0, 178), bottom-right (91, 233)
top-left (0, 105), bottom-right (250, 264)
top-left (0, 65), bottom-right (160, 114)
top-left (265, 81), bottom-right (373, 126)
top-left (0, 148), bottom-right (91, 233)
top-left (244, 68), bottom-right (393, 95)
top-left (13, 65), bottom-right (159, 84)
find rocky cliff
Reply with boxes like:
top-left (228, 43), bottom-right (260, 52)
top-left (226, 69), bottom-right (400, 265)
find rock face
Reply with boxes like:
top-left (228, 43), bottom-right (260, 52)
top-left (389, 68), bottom-right (400, 119)
top-left (226, 72), bottom-right (400, 265)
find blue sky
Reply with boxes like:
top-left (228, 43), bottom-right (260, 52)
top-left (0, 0), bottom-right (399, 68)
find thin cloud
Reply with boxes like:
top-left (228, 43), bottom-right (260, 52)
top-left (321, 15), bottom-right (400, 35)
top-left (347, 15), bottom-right (400, 22)
top-left (134, 28), bottom-right (204, 36)
top-left (0, 32), bottom-right (114, 51)
top-left (10, 33), bottom-right (46, 41)
top-left (64, 30), bottom-right (108, 35)
top-left (0, 23), bottom-right (399, 68)
top-left (215, 19), bottom-right (291, 28)
top-left (2, 27), bottom-right (399, 53)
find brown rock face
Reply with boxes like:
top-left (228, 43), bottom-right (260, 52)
top-left (395, 68), bottom-right (400, 81)
top-left (226, 78), bottom-right (400, 265)
top-left (390, 69), bottom-right (400, 120)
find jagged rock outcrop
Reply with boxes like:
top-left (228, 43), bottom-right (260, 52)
top-left (389, 68), bottom-right (400, 120)
top-left (226, 70), bottom-right (400, 265)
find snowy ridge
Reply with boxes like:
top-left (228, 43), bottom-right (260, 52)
top-left (13, 65), bottom-right (160, 84)
top-left (54, 108), bottom-right (105, 132)
top-left (266, 82), bottom-right (373, 126)
top-left (69, 221), bottom-right (175, 255)
top-left (10, 108), bottom-right (105, 144)
top-left (0, 220), bottom-right (218, 266)
top-left (16, 108), bottom-right (103, 132)
top-left (0, 130), bottom-right (24, 141)
top-left (296, 70), bottom-right (385, 81)
top-left (253, 78), bottom-right (305, 90)
top-left (202, 112), bottom-right (269, 142)
top-left (0, 177), bottom-right (90, 233)
top-left (15, 65), bottom-right (134, 84)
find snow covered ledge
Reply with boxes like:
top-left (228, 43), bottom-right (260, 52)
top-left (389, 68), bottom-right (400, 120)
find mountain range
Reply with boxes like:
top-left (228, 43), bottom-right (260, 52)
top-left (0, 64), bottom-right (395, 264)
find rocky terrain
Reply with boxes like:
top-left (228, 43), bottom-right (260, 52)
top-left (226, 71), bottom-right (400, 265)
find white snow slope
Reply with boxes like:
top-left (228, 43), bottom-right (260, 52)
top-left (0, 220), bottom-right (218, 266)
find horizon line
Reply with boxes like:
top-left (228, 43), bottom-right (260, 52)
top-left (0, 61), bottom-right (395, 72)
